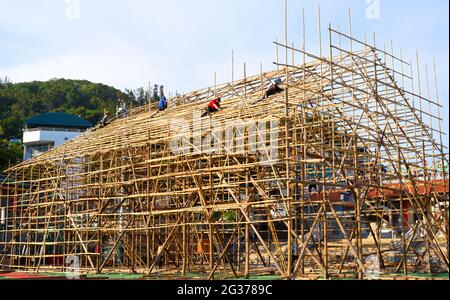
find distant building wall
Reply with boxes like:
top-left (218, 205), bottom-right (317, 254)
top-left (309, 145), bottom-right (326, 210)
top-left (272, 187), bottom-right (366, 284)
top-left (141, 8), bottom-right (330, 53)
top-left (23, 128), bottom-right (87, 160)
top-left (22, 112), bottom-right (92, 161)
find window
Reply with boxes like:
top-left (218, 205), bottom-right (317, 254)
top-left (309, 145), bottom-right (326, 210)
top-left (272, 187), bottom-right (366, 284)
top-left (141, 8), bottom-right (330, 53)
top-left (26, 143), bottom-right (54, 159)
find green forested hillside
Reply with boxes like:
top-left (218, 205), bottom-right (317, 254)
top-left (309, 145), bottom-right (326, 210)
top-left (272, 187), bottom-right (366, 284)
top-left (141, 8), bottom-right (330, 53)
top-left (0, 78), bottom-right (138, 171)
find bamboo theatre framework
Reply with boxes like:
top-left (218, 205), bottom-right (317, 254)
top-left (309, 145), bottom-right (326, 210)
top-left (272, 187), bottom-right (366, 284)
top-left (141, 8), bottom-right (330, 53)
top-left (1, 8), bottom-right (449, 280)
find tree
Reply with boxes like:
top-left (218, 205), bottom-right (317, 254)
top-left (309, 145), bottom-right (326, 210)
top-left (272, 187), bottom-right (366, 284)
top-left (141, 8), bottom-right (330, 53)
top-left (0, 139), bottom-right (23, 172)
top-left (124, 88), bottom-right (136, 107)
top-left (0, 76), bottom-right (12, 87)
top-left (152, 84), bottom-right (160, 103)
top-left (135, 87), bottom-right (146, 106)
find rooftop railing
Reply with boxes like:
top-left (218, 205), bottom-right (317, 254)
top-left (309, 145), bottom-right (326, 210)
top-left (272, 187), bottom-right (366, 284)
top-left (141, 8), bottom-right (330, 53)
top-left (24, 127), bottom-right (87, 133)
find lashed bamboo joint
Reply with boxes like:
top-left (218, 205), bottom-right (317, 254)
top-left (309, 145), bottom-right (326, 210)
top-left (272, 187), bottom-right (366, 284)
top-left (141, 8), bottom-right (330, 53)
top-left (0, 22), bottom-right (448, 280)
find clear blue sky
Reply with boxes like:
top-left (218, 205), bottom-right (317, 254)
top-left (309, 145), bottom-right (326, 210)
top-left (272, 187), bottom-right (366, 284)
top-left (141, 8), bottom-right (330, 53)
top-left (0, 0), bottom-right (448, 146)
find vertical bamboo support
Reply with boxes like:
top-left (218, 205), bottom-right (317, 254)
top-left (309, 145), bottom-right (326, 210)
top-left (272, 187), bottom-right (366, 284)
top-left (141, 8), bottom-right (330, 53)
top-left (284, 0), bottom-right (293, 278)
top-left (398, 47), bottom-right (408, 276)
top-left (299, 8), bottom-right (306, 276)
top-left (243, 62), bottom-right (250, 279)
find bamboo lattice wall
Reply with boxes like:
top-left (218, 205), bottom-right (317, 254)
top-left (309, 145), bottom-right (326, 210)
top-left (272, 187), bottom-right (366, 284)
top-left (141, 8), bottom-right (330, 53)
top-left (0, 22), bottom-right (448, 279)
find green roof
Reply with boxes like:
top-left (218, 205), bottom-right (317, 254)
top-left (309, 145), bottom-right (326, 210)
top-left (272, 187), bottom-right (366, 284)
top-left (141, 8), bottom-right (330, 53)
top-left (25, 112), bottom-right (92, 129)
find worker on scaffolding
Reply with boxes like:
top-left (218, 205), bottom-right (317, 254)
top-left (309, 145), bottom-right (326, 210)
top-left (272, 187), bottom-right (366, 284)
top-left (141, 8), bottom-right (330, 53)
top-left (158, 85), bottom-right (168, 112)
top-left (201, 97), bottom-right (222, 117)
top-left (261, 77), bottom-right (284, 100)
top-left (150, 85), bottom-right (168, 118)
top-left (100, 109), bottom-right (110, 127)
top-left (117, 99), bottom-right (128, 118)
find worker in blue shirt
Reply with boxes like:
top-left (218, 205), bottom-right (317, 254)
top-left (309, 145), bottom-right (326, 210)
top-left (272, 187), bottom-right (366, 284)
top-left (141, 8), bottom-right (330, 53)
top-left (151, 85), bottom-right (168, 118)
top-left (158, 85), bottom-right (168, 112)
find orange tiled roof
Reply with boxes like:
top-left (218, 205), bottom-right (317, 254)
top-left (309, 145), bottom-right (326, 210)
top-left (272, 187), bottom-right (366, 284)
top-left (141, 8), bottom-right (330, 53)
top-left (307, 179), bottom-right (448, 202)
top-left (366, 179), bottom-right (449, 199)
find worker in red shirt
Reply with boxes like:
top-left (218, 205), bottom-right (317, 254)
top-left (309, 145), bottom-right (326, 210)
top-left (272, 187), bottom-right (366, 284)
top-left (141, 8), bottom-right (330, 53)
top-left (201, 97), bottom-right (222, 117)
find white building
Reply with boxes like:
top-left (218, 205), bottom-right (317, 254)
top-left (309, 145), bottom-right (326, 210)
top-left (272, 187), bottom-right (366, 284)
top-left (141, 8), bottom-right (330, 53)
top-left (23, 112), bottom-right (92, 160)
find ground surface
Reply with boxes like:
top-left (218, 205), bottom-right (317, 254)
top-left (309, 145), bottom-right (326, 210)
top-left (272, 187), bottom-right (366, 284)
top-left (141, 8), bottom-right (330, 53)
top-left (0, 270), bottom-right (447, 280)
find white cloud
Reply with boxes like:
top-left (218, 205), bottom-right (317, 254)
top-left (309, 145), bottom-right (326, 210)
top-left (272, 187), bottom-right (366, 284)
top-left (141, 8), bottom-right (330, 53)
top-left (1, 42), bottom-right (168, 90)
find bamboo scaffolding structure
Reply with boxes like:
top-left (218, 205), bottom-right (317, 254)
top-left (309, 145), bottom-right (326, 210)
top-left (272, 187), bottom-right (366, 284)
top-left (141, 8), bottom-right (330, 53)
top-left (0, 14), bottom-right (448, 280)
